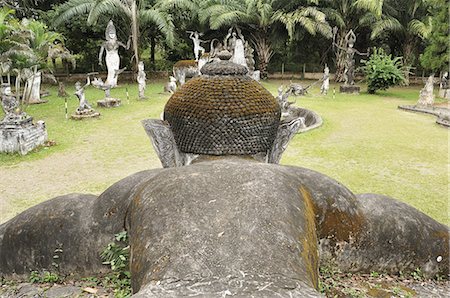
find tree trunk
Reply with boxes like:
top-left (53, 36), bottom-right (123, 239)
top-left (251, 32), bottom-right (273, 80)
top-left (334, 32), bottom-right (346, 83)
top-left (131, 0), bottom-right (140, 72)
top-left (402, 38), bottom-right (415, 86)
top-left (150, 36), bottom-right (156, 71)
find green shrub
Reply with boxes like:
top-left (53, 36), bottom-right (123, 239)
top-left (361, 48), bottom-right (405, 94)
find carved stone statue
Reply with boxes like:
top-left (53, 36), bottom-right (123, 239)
top-left (187, 31), bottom-right (206, 61)
top-left (98, 20), bottom-right (130, 88)
top-left (439, 71), bottom-right (450, 99)
top-left (0, 59), bottom-right (448, 296)
top-left (321, 64), bottom-right (330, 95)
top-left (0, 82), bottom-right (47, 154)
top-left (224, 27), bottom-right (247, 68)
top-left (71, 76), bottom-right (100, 120)
top-left (137, 61), bottom-right (146, 99)
top-left (1, 84), bottom-right (19, 118)
top-left (164, 76), bottom-right (177, 93)
top-left (333, 29), bottom-right (369, 94)
top-left (417, 74), bottom-right (435, 107)
top-left (91, 68), bottom-right (125, 108)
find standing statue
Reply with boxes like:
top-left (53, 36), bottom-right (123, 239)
top-left (438, 71), bottom-right (450, 99)
top-left (417, 74), bottom-right (435, 107)
top-left (72, 75), bottom-right (100, 119)
top-left (137, 61), bottom-right (146, 99)
top-left (187, 31), bottom-right (206, 62)
top-left (320, 64), bottom-right (330, 95)
top-left (333, 29), bottom-right (369, 86)
top-left (98, 20), bottom-right (130, 88)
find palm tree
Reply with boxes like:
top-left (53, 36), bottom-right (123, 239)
top-left (200, 0), bottom-right (330, 79)
top-left (358, 0), bottom-right (432, 84)
top-left (53, 0), bottom-right (183, 71)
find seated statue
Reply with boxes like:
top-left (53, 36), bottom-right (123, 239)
top-left (0, 60), bottom-right (447, 297)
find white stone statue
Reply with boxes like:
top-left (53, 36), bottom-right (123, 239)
top-left (164, 76), bottom-right (177, 94)
top-left (321, 64), bottom-right (330, 95)
top-left (224, 27), bottom-right (247, 68)
top-left (417, 74), bottom-right (435, 106)
top-left (98, 20), bottom-right (130, 87)
top-left (1, 84), bottom-right (19, 120)
top-left (137, 61), bottom-right (146, 99)
top-left (187, 31), bottom-right (206, 62)
top-left (26, 71), bottom-right (42, 103)
top-left (74, 77), bottom-right (92, 112)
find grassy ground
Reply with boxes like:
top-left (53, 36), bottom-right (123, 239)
top-left (0, 79), bottom-right (448, 225)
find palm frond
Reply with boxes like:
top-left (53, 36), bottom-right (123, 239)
top-left (370, 16), bottom-right (403, 39)
top-left (408, 17), bottom-right (432, 39)
top-left (354, 0), bottom-right (384, 17)
top-left (140, 8), bottom-right (175, 47)
top-left (87, 0), bottom-right (131, 24)
top-left (53, 0), bottom-right (94, 27)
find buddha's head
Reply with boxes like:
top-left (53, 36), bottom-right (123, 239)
top-left (143, 60), bottom-right (305, 167)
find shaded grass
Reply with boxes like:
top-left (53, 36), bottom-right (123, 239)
top-left (0, 80), bottom-right (448, 225)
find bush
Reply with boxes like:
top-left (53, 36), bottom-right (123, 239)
top-left (361, 48), bottom-right (405, 94)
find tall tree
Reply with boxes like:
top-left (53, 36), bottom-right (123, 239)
top-left (360, 0), bottom-right (432, 84)
top-left (420, 0), bottom-right (449, 74)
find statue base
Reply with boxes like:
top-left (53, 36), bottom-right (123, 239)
top-left (340, 85), bottom-right (360, 94)
top-left (28, 99), bottom-right (48, 105)
top-left (0, 117), bottom-right (48, 155)
top-left (97, 98), bottom-right (121, 108)
top-left (71, 109), bottom-right (100, 120)
top-left (438, 88), bottom-right (450, 100)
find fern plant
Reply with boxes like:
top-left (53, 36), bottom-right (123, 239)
top-left (360, 48), bottom-right (404, 94)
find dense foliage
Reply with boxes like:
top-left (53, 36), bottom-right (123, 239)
top-left (420, 0), bottom-right (449, 72)
top-left (361, 48), bottom-right (404, 93)
top-left (0, 0), bottom-right (438, 78)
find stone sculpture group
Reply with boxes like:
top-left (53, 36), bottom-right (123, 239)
top-left (1, 57), bottom-right (447, 297)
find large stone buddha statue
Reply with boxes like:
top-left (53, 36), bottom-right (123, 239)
top-left (0, 61), bottom-right (448, 297)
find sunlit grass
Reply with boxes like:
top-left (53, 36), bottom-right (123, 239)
top-left (0, 80), bottom-right (448, 225)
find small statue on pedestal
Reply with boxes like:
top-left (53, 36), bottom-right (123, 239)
top-left (72, 76), bottom-right (100, 120)
top-left (137, 61), bottom-right (146, 99)
top-left (417, 74), bottom-right (435, 107)
top-left (320, 64), bottom-right (330, 95)
top-left (164, 76), bottom-right (177, 94)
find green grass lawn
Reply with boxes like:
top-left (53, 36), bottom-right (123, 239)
top-left (0, 79), bottom-right (448, 225)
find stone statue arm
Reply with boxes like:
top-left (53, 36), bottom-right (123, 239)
top-left (98, 43), bottom-right (105, 66)
top-left (332, 41), bottom-right (347, 52)
top-left (355, 48), bottom-right (370, 57)
top-left (119, 36), bottom-right (131, 50)
top-left (223, 27), bottom-right (233, 49)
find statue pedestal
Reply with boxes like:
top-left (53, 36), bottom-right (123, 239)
top-left (97, 98), bottom-right (121, 108)
top-left (340, 85), bottom-right (360, 94)
top-left (71, 108), bottom-right (100, 120)
top-left (0, 117), bottom-right (48, 155)
top-left (438, 88), bottom-right (450, 100)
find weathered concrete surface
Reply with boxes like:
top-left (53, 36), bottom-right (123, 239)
top-left (323, 193), bottom-right (449, 277)
top-left (0, 170), bottom-right (161, 277)
top-left (0, 158), bottom-right (448, 297)
top-left (0, 193), bottom-right (101, 276)
top-left (127, 158), bottom-right (321, 296)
